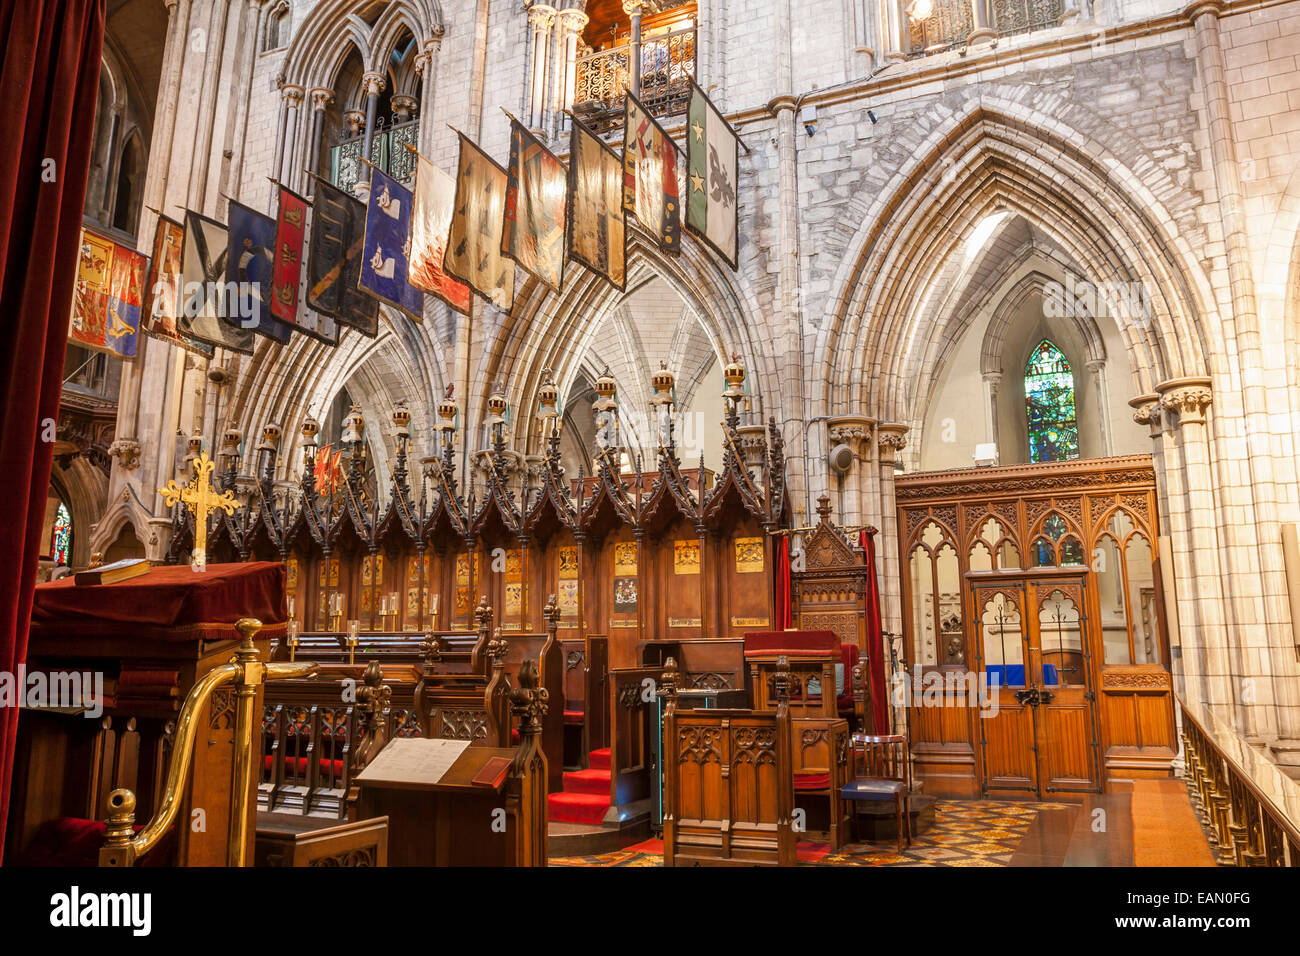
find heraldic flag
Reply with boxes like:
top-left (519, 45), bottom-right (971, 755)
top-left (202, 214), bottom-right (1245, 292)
top-left (271, 184), bottom-right (308, 326)
top-left (227, 200), bottom-right (292, 344)
top-left (502, 118), bottom-right (567, 294)
top-left (445, 133), bottom-right (515, 312)
top-left (685, 80), bottom-right (740, 270)
top-left (142, 215), bottom-right (212, 356)
top-left (180, 211), bottom-right (255, 354)
top-left (623, 92), bottom-right (680, 253)
top-left (568, 116), bottom-right (626, 291)
top-left (104, 242), bottom-right (147, 358)
top-left (410, 153), bottom-right (471, 315)
top-left (307, 176), bottom-right (379, 337)
top-left (69, 229), bottom-right (148, 359)
top-left (361, 166), bottom-right (424, 319)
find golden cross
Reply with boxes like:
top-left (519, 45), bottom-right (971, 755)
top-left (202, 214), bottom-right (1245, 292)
top-left (159, 451), bottom-right (239, 569)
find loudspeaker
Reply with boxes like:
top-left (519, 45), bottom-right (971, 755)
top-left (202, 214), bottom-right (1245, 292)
top-left (828, 443), bottom-right (855, 474)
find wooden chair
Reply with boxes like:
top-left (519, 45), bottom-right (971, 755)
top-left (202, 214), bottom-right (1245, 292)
top-left (842, 733), bottom-right (912, 852)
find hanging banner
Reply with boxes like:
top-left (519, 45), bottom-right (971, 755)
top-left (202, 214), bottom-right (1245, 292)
top-left (502, 118), bottom-right (567, 293)
top-left (623, 92), bottom-right (681, 253)
top-left (444, 133), bottom-right (515, 312)
top-left (180, 210), bottom-right (255, 354)
top-left (410, 153), bottom-right (472, 315)
top-left (68, 228), bottom-right (113, 352)
top-left (685, 79), bottom-right (740, 270)
top-left (271, 183), bottom-right (308, 325)
top-left (104, 242), bottom-right (147, 358)
top-left (226, 199), bottom-right (292, 343)
top-left (142, 215), bottom-right (213, 356)
top-left (306, 176), bottom-right (379, 337)
top-left (360, 166), bottom-right (424, 319)
top-left (568, 115), bottom-right (627, 292)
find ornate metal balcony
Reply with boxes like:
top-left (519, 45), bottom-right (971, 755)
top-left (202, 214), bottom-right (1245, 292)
top-left (330, 117), bottom-right (419, 194)
top-left (572, 24), bottom-right (697, 134)
top-left (907, 0), bottom-right (1064, 56)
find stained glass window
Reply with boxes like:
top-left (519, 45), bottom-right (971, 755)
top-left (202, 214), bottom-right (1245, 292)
top-left (50, 502), bottom-right (71, 565)
top-left (1025, 339), bottom-right (1079, 463)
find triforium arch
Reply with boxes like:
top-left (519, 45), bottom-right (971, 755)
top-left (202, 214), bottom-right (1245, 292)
top-left (469, 235), bottom-right (779, 468)
top-left (281, 0), bottom-right (444, 92)
top-left (817, 95), bottom-right (1300, 742)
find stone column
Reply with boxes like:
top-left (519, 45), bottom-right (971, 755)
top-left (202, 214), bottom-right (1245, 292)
top-left (623, 0), bottom-right (648, 97)
top-left (827, 416), bottom-right (874, 526)
top-left (359, 71), bottom-right (386, 187)
top-left (528, 5), bottom-right (557, 132)
top-left (415, 34), bottom-right (443, 157)
top-left (981, 371), bottom-right (1001, 457)
top-left (188, 0), bottom-right (233, 209)
top-left (278, 85), bottom-right (305, 187)
top-left (305, 88), bottom-right (334, 182)
top-left (884, 0), bottom-right (908, 61)
top-left (556, 6), bottom-right (589, 130)
top-left (1087, 359), bottom-right (1114, 457)
top-left (969, 0), bottom-right (996, 44)
top-left (876, 424), bottom-right (909, 642)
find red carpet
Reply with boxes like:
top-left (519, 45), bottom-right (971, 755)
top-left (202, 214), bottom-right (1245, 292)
top-left (548, 748), bottom-right (612, 825)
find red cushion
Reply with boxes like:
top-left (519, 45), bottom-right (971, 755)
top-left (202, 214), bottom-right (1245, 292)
top-left (262, 755), bottom-right (346, 777)
top-left (794, 771), bottom-right (831, 791)
top-left (563, 709), bottom-right (584, 724)
top-left (744, 629), bottom-right (839, 658)
top-left (16, 817), bottom-right (173, 867)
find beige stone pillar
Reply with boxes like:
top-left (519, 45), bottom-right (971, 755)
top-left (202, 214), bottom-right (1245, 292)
top-left (877, 424), bottom-right (909, 642)
top-left (623, 0), bottom-right (648, 97)
top-left (827, 416), bottom-right (874, 527)
top-left (1087, 359), bottom-right (1113, 457)
top-left (555, 7), bottom-right (589, 132)
top-left (278, 85), bottom-right (305, 187)
top-left (969, 0), bottom-right (996, 43)
top-left (527, 5), bottom-right (556, 133)
top-left (981, 370), bottom-right (1001, 457)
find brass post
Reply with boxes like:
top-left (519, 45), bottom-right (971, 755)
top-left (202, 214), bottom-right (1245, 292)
top-left (228, 617), bottom-right (266, 866)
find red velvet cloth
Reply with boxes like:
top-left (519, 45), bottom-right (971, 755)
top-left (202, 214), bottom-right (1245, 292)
top-left (775, 536), bottom-right (793, 630)
top-left (14, 817), bottom-right (172, 867)
top-left (31, 561), bottom-right (287, 642)
top-left (0, 0), bottom-right (106, 860)
top-left (860, 529), bottom-right (890, 733)
top-left (742, 629), bottom-right (839, 658)
top-left (837, 643), bottom-right (859, 712)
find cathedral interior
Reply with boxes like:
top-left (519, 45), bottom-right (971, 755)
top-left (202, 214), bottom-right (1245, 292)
top-left (5, 0), bottom-right (1300, 887)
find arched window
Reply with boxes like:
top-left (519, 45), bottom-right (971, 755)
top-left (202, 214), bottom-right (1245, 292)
top-left (50, 502), bottom-right (71, 565)
top-left (262, 2), bottom-right (290, 53)
top-left (1024, 339), bottom-right (1079, 463)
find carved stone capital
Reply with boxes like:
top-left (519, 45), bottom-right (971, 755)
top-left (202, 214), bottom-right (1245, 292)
top-left (1156, 377), bottom-right (1213, 427)
top-left (344, 109), bottom-right (366, 136)
top-left (558, 8), bottom-right (590, 33)
top-left (877, 423), bottom-right (909, 463)
top-left (391, 94), bottom-right (418, 121)
top-left (622, 0), bottom-right (653, 16)
top-left (362, 72), bottom-right (386, 97)
top-left (826, 415), bottom-right (875, 449)
top-left (281, 84), bottom-right (305, 106)
top-left (1086, 359), bottom-right (1107, 375)
top-left (108, 438), bottom-right (142, 471)
top-left (529, 4), bottom-right (558, 30)
top-left (310, 88), bottom-right (334, 111)
top-left (1128, 393), bottom-right (1163, 438)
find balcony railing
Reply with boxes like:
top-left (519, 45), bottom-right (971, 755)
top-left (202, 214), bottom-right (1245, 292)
top-left (330, 117), bottom-right (419, 194)
top-left (573, 25), bottom-right (696, 134)
top-left (907, 0), bottom-right (1064, 56)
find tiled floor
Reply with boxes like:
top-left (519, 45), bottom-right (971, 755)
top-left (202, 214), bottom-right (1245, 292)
top-left (550, 786), bottom-right (1217, 867)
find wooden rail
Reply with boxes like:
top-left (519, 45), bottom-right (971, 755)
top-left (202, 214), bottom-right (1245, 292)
top-left (1180, 696), bottom-right (1300, 866)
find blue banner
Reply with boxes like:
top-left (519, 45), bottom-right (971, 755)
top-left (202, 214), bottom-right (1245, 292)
top-left (226, 200), bottom-right (292, 344)
top-left (360, 167), bottom-right (423, 318)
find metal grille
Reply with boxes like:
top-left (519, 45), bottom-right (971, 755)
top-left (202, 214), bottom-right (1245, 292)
top-left (330, 118), bottom-right (418, 193)
top-left (572, 25), bottom-right (696, 134)
top-left (992, 0), bottom-right (1064, 37)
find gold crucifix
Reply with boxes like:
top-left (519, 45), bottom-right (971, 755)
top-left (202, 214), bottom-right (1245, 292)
top-left (159, 451), bottom-right (239, 569)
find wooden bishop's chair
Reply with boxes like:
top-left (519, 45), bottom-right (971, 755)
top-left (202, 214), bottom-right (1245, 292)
top-left (841, 733), bottom-right (912, 852)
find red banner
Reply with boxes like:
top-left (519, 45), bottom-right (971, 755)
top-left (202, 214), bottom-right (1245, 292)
top-left (271, 185), bottom-right (308, 324)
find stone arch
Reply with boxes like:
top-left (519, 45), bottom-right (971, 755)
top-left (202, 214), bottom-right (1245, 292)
top-left (282, 0), bottom-right (442, 91)
top-left (818, 98), bottom-right (1222, 438)
top-left (980, 270), bottom-right (1106, 376)
top-left (474, 234), bottom-right (774, 462)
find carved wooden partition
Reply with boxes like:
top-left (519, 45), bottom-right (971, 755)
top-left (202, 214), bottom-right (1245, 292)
top-left (662, 675), bottom-right (795, 866)
top-left (608, 666), bottom-right (660, 817)
top-left (895, 455), bottom-right (1175, 796)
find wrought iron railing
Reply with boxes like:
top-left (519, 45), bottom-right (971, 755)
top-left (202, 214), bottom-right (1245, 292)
top-left (573, 25), bottom-right (696, 133)
top-left (906, 0), bottom-right (1064, 56)
top-left (330, 118), bottom-right (419, 194)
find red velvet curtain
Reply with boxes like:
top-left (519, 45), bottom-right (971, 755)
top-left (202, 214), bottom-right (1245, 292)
top-left (0, 0), bottom-right (106, 859)
top-left (775, 535), bottom-right (792, 630)
top-left (860, 529), bottom-right (890, 733)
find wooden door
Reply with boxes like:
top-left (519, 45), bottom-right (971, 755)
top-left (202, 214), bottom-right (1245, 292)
top-left (971, 569), bottom-right (1100, 798)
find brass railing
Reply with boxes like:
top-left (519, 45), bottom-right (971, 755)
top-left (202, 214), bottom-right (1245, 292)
top-left (99, 618), bottom-right (317, 866)
top-left (1180, 696), bottom-right (1300, 866)
top-left (572, 26), bottom-right (696, 133)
